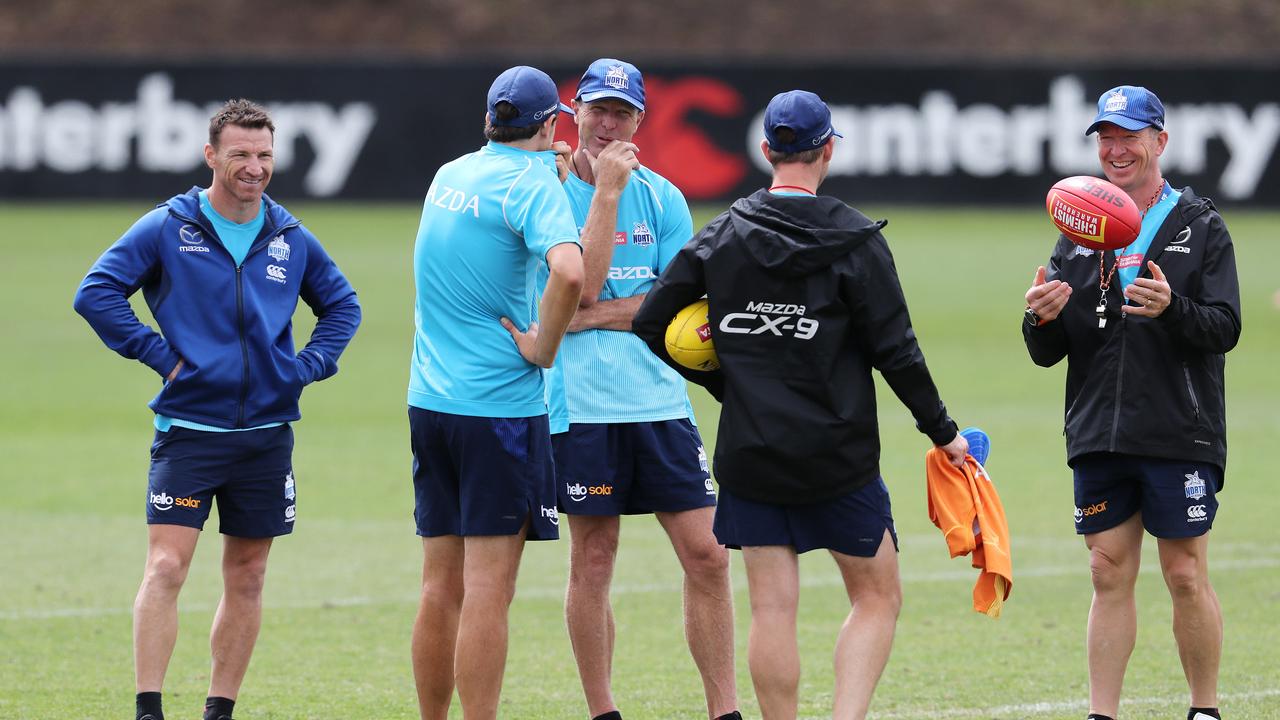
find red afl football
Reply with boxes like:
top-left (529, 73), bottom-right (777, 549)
top-left (1045, 176), bottom-right (1141, 251)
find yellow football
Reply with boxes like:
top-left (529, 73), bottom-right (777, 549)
top-left (664, 299), bottom-right (718, 371)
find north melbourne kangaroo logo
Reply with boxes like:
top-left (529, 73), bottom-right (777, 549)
top-left (268, 236), bottom-right (290, 262)
top-left (605, 64), bottom-right (629, 89)
top-left (1184, 471), bottom-right (1207, 500)
top-left (1104, 90), bottom-right (1128, 113)
top-left (631, 221), bottom-right (654, 246)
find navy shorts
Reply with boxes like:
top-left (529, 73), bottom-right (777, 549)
top-left (1072, 452), bottom-right (1220, 538)
top-left (409, 407), bottom-right (559, 541)
top-left (712, 478), bottom-right (899, 557)
top-left (146, 424), bottom-right (296, 538)
top-left (553, 419), bottom-right (715, 516)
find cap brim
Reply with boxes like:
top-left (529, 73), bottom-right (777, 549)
top-left (1086, 113), bottom-right (1155, 136)
top-left (558, 102), bottom-right (574, 115)
top-left (577, 89), bottom-right (644, 111)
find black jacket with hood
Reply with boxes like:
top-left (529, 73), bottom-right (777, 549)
top-left (633, 190), bottom-right (957, 505)
top-left (1023, 187), bottom-right (1240, 474)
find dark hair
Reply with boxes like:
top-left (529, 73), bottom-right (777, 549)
top-left (208, 99), bottom-right (274, 147)
top-left (484, 101), bottom-right (545, 142)
top-left (766, 126), bottom-right (825, 166)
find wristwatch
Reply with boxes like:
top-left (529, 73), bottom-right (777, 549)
top-left (1024, 306), bottom-right (1043, 327)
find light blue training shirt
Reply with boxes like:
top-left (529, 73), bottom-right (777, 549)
top-left (1115, 181), bottom-right (1180, 293)
top-left (544, 166), bottom-right (696, 434)
top-left (154, 190), bottom-right (273, 433)
top-left (408, 141), bottom-right (582, 418)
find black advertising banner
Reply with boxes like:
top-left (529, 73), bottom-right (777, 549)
top-left (1, 60), bottom-right (1277, 205)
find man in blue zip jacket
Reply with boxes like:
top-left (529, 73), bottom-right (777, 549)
top-left (73, 99), bottom-right (361, 720)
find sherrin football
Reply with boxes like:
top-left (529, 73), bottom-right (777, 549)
top-left (1046, 176), bottom-right (1141, 251)
top-left (664, 299), bottom-right (719, 372)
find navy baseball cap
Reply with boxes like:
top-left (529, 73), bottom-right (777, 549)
top-left (1086, 85), bottom-right (1165, 136)
top-left (576, 58), bottom-right (645, 111)
top-left (763, 90), bottom-right (843, 153)
top-left (487, 66), bottom-right (573, 128)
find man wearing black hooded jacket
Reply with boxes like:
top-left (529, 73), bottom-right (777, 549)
top-left (634, 90), bottom-right (966, 720)
top-left (1023, 85), bottom-right (1240, 720)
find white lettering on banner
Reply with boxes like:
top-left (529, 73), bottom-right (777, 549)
top-left (44, 100), bottom-right (96, 172)
top-left (1216, 104), bottom-right (1280, 199)
top-left (745, 76), bottom-right (1280, 200)
top-left (271, 101), bottom-right (378, 196)
top-left (0, 73), bottom-right (377, 197)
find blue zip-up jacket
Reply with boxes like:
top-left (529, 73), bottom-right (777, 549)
top-left (73, 187), bottom-right (361, 429)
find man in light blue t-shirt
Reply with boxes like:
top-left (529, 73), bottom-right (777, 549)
top-left (549, 59), bottom-right (740, 720)
top-left (406, 65), bottom-right (637, 720)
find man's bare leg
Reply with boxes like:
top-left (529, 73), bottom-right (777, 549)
top-left (830, 531), bottom-right (901, 720)
top-left (412, 535), bottom-right (465, 720)
top-left (565, 514), bottom-right (622, 717)
top-left (658, 508), bottom-right (737, 718)
top-left (742, 546), bottom-right (800, 720)
top-left (454, 527), bottom-right (528, 720)
top-left (1085, 513), bottom-right (1145, 718)
top-left (134, 524), bottom-right (201, 693)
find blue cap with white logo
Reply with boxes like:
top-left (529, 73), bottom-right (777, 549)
top-left (1086, 85), bottom-right (1165, 136)
top-left (487, 65), bottom-right (573, 128)
top-left (576, 58), bottom-right (646, 111)
top-left (763, 90), bottom-right (843, 154)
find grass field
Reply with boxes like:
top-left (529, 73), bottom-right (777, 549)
top-left (1, 201), bottom-right (1277, 720)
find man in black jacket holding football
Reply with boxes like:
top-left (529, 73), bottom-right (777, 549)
top-left (634, 90), bottom-right (967, 720)
top-left (1023, 85), bottom-right (1241, 720)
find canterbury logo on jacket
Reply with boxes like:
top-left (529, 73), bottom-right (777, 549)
top-left (74, 187), bottom-right (361, 429)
